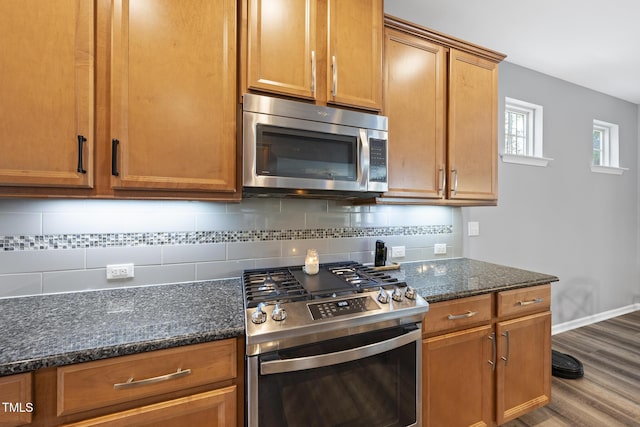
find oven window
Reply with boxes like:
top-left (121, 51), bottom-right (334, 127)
top-left (256, 124), bottom-right (358, 181)
top-left (257, 327), bottom-right (417, 427)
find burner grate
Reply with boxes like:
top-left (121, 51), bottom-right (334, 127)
top-left (243, 268), bottom-right (309, 308)
top-left (242, 261), bottom-right (407, 309)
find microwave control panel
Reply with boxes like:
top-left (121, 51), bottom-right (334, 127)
top-left (369, 138), bottom-right (388, 182)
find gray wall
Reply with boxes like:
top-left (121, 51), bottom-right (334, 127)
top-left (462, 62), bottom-right (639, 325)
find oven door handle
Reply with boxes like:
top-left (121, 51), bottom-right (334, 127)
top-left (260, 328), bottom-right (421, 375)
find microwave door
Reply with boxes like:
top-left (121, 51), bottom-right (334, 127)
top-left (244, 112), bottom-right (366, 192)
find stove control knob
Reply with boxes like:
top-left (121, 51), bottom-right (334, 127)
top-left (251, 303), bottom-right (267, 324)
top-left (271, 303), bottom-right (287, 321)
top-left (404, 286), bottom-right (417, 300)
top-left (392, 287), bottom-right (403, 302)
top-left (377, 287), bottom-right (390, 304)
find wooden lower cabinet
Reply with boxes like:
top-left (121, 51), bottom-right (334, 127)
top-left (423, 325), bottom-right (493, 427)
top-left (422, 285), bottom-right (552, 426)
top-left (22, 338), bottom-right (242, 427)
top-left (0, 373), bottom-right (33, 427)
top-left (61, 386), bottom-right (236, 427)
top-left (495, 312), bottom-right (551, 424)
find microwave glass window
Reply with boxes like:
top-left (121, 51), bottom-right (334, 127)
top-left (256, 124), bottom-right (358, 181)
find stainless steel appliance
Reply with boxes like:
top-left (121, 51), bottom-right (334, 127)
top-left (243, 261), bottom-right (429, 427)
top-left (242, 94), bottom-right (388, 198)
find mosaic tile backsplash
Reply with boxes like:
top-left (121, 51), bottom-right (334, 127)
top-left (0, 198), bottom-right (461, 298)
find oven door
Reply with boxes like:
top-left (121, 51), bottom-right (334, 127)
top-left (247, 325), bottom-right (421, 427)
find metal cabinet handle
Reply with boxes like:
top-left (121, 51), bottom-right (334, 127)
top-left (113, 368), bottom-right (191, 390)
top-left (261, 328), bottom-right (421, 375)
top-left (438, 167), bottom-right (446, 197)
top-left (451, 169), bottom-right (459, 195)
top-left (331, 55), bottom-right (337, 97)
top-left (501, 330), bottom-right (510, 365)
top-left (76, 135), bottom-right (87, 174)
top-left (311, 50), bottom-right (316, 96)
top-left (488, 332), bottom-right (496, 371)
top-left (518, 298), bottom-right (544, 306)
top-left (447, 310), bottom-right (478, 320)
top-left (111, 139), bottom-right (120, 176)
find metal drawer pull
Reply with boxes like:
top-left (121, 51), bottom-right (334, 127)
top-left (518, 297), bottom-right (544, 306)
top-left (447, 310), bottom-right (478, 320)
top-left (113, 368), bottom-right (191, 390)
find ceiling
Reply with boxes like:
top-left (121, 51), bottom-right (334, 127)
top-left (384, 0), bottom-right (640, 105)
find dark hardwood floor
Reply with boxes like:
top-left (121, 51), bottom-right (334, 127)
top-left (504, 310), bottom-right (640, 427)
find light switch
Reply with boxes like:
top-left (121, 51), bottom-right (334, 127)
top-left (468, 221), bottom-right (480, 236)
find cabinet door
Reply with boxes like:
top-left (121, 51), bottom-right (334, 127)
top-left (496, 311), bottom-right (552, 425)
top-left (0, 373), bottom-right (33, 427)
top-left (246, 0), bottom-right (317, 99)
top-left (0, 0), bottom-right (94, 188)
top-left (423, 325), bottom-right (493, 427)
top-left (383, 28), bottom-right (445, 199)
top-left (327, 0), bottom-right (382, 110)
top-left (448, 49), bottom-right (498, 201)
top-left (61, 386), bottom-right (236, 427)
top-left (111, 0), bottom-right (236, 192)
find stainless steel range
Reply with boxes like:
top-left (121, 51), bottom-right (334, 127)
top-left (243, 261), bottom-right (429, 427)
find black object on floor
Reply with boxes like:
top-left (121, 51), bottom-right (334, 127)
top-left (552, 349), bottom-right (584, 379)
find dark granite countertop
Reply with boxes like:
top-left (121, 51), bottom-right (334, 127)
top-left (0, 258), bottom-right (557, 377)
top-left (398, 258), bottom-right (559, 303)
top-left (0, 279), bottom-right (244, 377)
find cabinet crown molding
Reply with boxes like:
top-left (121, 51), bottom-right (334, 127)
top-left (384, 14), bottom-right (507, 63)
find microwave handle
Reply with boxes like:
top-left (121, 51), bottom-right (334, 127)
top-left (359, 129), bottom-right (370, 191)
top-left (260, 327), bottom-right (420, 375)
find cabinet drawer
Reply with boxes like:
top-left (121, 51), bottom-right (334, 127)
top-left (423, 294), bottom-right (492, 335)
top-left (57, 339), bottom-right (236, 416)
top-left (497, 284), bottom-right (551, 318)
top-left (0, 373), bottom-right (33, 427)
top-left (61, 386), bottom-right (236, 427)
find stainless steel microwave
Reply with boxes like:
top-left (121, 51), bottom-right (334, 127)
top-left (242, 94), bottom-right (388, 198)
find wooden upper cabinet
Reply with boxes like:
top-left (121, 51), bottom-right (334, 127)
top-left (0, 0), bottom-right (94, 189)
top-left (243, 0), bottom-right (383, 111)
top-left (379, 16), bottom-right (504, 205)
top-left (110, 0), bottom-right (237, 192)
top-left (383, 27), bottom-right (445, 199)
top-left (326, 0), bottom-right (382, 110)
top-left (448, 49), bottom-right (499, 201)
top-left (246, 0), bottom-right (317, 99)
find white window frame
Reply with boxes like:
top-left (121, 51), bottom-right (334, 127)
top-left (501, 97), bottom-right (552, 167)
top-left (591, 119), bottom-right (627, 175)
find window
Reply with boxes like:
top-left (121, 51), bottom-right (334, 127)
top-left (502, 97), bottom-right (550, 166)
top-left (591, 120), bottom-right (626, 174)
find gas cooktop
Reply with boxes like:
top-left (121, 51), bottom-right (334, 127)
top-left (243, 261), bottom-right (405, 308)
top-left (242, 261), bottom-right (429, 356)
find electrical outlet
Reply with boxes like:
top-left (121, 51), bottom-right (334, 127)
top-left (434, 243), bottom-right (447, 255)
top-left (468, 221), bottom-right (480, 236)
top-left (391, 246), bottom-right (405, 258)
top-left (106, 263), bottom-right (135, 280)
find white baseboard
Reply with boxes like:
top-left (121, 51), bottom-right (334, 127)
top-left (552, 303), bottom-right (640, 335)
